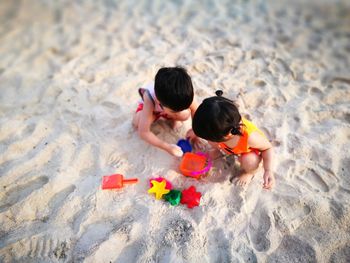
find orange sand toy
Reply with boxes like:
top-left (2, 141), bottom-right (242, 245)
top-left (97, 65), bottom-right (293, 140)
top-left (179, 152), bottom-right (212, 179)
top-left (102, 174), bottom-right (138, 189)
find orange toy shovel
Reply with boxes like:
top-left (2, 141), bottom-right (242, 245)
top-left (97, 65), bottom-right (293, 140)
top-left (102, 174), bottom-right (138, 189)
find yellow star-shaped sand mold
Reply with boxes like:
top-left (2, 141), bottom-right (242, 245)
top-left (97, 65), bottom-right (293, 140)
top-left (148, 180), bottom-right (170, 200)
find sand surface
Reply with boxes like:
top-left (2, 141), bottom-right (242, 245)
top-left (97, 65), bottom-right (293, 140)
top-left (0, 0), bottom-right (350, 262)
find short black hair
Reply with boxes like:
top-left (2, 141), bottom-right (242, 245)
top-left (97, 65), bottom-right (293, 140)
top-left (154, 67), bottom-right (194, 112)
top-left (192, 91), bottom-right (242, 142)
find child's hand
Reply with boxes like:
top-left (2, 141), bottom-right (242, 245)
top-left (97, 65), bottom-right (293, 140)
top-left (263, 170), bottom-right (275, 190)
top-left (167, 144), bottom-right (183, 157)
top-left (186, 129), bottom-right (196, 140)
top-left (186, 129), bottom-right (205, 149)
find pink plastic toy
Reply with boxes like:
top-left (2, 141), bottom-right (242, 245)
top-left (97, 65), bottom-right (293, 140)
top-left (102, 174), bottom-right (138, 189)
top-left (180, 186), bottom-right (202, 208)
top-left (149, 177), bottom-right (172, 190)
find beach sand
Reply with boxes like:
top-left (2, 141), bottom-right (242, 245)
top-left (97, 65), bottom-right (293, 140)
top-left (0, 0), bottom-right (350, 262)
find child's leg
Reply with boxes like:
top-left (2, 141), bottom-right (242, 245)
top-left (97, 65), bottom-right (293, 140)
top-left (132, 103), bottom-right (144, 128)
top-left (236, 152), bottom-right (262, 186)
top-left (132, 103), bottom-right (157, 128)
top-left (132, 111), bottom-right (141, 128)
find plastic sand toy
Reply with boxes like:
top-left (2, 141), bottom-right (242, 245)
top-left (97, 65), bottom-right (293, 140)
top-left (179, 152), bottom-right (212, 179)
top-left (177, 139), bottom-right (192, 153)
top-left (180, 186), bottom-right (201, 208)
top-left (149, 177), bottom-right (172, 190)
top-left (148, 179), bottom-right (170, 199)
top-left (164, 190), bottom-right (182, 206)
top-left (102, 174), bottom-right (138, 189)
top-left (147, 178), bottom-right (201, 208)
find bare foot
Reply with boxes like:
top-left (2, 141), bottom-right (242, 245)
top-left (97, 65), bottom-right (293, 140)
top-left (235, 172), bottom-right (255, 187)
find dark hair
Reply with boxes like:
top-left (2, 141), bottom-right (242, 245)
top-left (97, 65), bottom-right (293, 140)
top-left (192, 90), bottom-right (243, 142)
top-left (154, 67), bottom-right (194, 112)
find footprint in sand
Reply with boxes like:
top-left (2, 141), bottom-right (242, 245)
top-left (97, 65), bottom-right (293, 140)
top-left (298, 168), bottom-right (330, 193)
top-left (227, 187), bottom-right (244, 216)
top-left (74, 216), bottom-right (134, 261)
top-left (0, 176), bottom-right (49, 213)
top-left (74, 222), bottom-right (116, 261)
top-left (74, 221), bottom-right (120, 261)
top-left (52, 240), bottom-right (70, 261)
top-left (0, 185), bottom-right (76, 256)
top-left (272, 201), bottom-right (311, 233)
top-left (208, 229), bottom-right (232, 263)
top-left (115, 238), bottom-right (151, 263)
top-left (1, 235), bottom-right (71, 262)
top-left (29, 236), bottom-right (70, 261)
top-left (46, 185), bottom-right (76, 219)
top-left (72, 199), bottom-right (94, 234)
top-left (267, 235), bottom-right (316, 263)
top-left (248, 209), bottom-right (271, 252)
top-left (0, 121), bottom-right (52, 165)
top-left (84, 206), bottom-right (149, 262)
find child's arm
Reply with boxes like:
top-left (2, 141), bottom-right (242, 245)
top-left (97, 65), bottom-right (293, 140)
top-left (247, 132), bottom-right (275, 189)
top-left (137, 95), bottom-right (183, 157)
top-left (186, 99), bottom-right (200, 141)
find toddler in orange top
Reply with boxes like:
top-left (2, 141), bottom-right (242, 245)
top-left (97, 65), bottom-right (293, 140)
top-left (192, 90), bottom-right (275, 189)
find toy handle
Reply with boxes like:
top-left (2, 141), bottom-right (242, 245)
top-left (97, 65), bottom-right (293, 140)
top-left (123, 178), bottom-right (139, 185)
top-left (190, 152), bottom-right (212, 176)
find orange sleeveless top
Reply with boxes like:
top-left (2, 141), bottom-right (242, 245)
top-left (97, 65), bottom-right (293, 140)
top-left (217, 118), bottom-right (265, 155)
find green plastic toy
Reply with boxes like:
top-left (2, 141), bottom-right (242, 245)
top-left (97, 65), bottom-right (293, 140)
top-left (164, 190), bottom-right (182, 206)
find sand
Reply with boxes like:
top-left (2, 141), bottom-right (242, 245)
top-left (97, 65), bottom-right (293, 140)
top-left (0, 0), bottom-right (350, 262)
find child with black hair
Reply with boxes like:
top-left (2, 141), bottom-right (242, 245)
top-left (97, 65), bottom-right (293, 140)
top-left (133, 67), bottom-right (198, 157)
top-left (192, 91), bottom-right (275, 189)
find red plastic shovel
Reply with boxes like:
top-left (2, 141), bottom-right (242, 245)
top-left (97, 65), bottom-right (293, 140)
top-left (102, 174), bottom-right (138, 189)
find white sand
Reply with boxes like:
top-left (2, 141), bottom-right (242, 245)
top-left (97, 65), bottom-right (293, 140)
top-left (1, 0), bottom-right (350, 262)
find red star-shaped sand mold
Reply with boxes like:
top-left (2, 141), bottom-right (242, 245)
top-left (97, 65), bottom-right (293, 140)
top-left (180, 186), bottom-right (201, 208)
